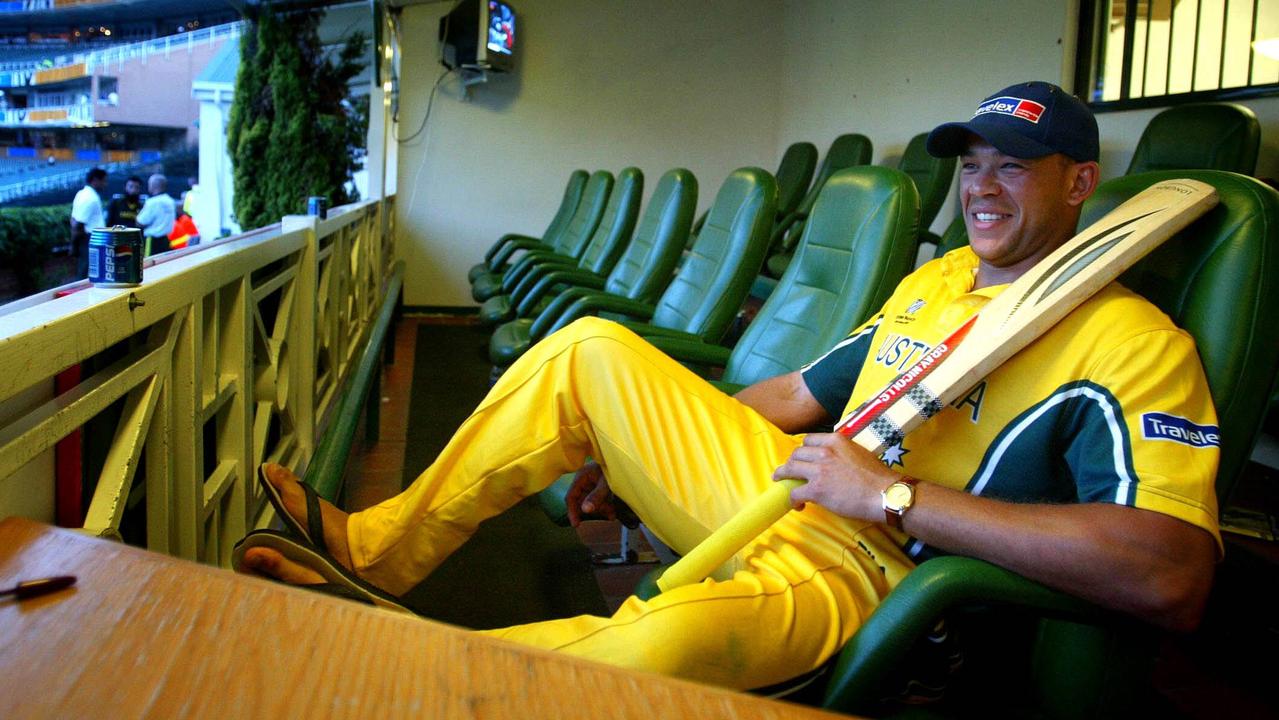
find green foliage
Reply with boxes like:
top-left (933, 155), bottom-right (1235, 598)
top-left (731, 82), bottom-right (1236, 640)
top-left (0, 204), bottom-right (71, 294)
top-left (228, 9), bottom-right (368, 231)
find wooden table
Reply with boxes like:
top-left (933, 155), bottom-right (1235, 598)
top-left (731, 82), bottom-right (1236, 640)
top-left (0, 517), bottom-right (843, 719)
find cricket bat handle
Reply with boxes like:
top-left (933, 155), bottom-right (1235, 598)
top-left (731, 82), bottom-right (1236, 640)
top-left (655, 479), bottom-right (802, 592)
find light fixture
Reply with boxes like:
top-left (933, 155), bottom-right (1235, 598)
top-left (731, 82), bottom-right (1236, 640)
top-left (1254, 38), bottom-right (1279, 61)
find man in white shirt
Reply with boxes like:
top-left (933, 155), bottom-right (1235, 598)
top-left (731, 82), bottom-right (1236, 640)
top-left (69, 167), bottom-right (107, 278)
top-left (136, 173), bottom-right (176, 256)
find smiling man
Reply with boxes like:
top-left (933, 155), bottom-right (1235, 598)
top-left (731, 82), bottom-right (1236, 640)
top-left (237, 81), bottom-right (1220, 695)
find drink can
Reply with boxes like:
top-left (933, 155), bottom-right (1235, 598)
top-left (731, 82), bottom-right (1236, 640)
top-left (307, 196), bottom-right (328, 219)
top-left (88, 225), bottom-right (144, 287)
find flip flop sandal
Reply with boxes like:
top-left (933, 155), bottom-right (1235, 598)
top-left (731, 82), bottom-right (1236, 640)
top-left (232, 529), bottom-right (414, 614)
top-left (258, 464), bottom-right (329, 554)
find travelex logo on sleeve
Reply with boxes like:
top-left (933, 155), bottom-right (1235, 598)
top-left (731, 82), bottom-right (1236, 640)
top-left (1141, 412), bottom-right (1220, 448)
top-left (973, 96), bottom-right (1046, 123)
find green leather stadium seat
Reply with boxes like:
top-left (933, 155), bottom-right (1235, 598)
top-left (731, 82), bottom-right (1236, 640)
top-left (478, 168), bottom-right (643, 326)
top-left (467, 170), bottom-right (587, 283)
top-left (764, 134), bottom-right (873, 278)
top-left (488, 167), bottom-right (775, 367)
top-left (471, 170), bottom-right (613, 302)
top-left (688, 141), bottom-right (817, 243)
top-left (817, 170), bottom-right (1279, 719)
top-left (1126, 103), bottom-right (1261, 176)
top-left (486, 169), bottom-right (698, 369)
top-left (899, 132), bottom-right (958, 245)
top-left (508, 168), bottom-right (698, 323)
top-left (931, 215), bottom-right (969, 259)
top-left (775, 141), bottom-right (819, 220)
top-left (646, 165), bottom-right (919, 391)
top-left (767, 132), bottom-right (954, 280)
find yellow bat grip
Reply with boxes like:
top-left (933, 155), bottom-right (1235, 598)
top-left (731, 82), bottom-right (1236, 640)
top-left (655, 478), bottom-right (804, 593)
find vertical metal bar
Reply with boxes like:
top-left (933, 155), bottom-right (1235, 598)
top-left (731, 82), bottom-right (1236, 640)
top-left (1191, 0), bottom-right (1203, 90)
top-left (1142, 0), bottom-right (1155, 96)
top-left (1248, 0), bottom-right (1259, 84)
top-left (218, 277), bottom-right (251, 566)
top-left (1120, 0), bottom-right (1139, 100)
top-left (170, 304), bottom-right (202, 561)
top-left (1167, 0), bottom-right (1178, 93)
top-left (1219, 0), bottom-right (1230, 88)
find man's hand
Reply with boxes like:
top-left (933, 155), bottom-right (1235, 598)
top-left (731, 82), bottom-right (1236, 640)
top-left (565, 460), bottom-right (616, 527)
top-left (773, 433), bottom-right (899, 520)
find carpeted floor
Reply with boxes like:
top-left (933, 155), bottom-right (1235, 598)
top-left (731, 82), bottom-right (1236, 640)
top-left (396, 320), bottom-right (609, 629)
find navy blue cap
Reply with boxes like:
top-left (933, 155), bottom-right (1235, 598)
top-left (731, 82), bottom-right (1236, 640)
top-left (926, 81), bottom-right (1099, 163)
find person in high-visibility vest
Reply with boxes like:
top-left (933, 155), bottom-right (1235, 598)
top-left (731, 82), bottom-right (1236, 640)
top-left (168, 209), bottom-right (199, 250)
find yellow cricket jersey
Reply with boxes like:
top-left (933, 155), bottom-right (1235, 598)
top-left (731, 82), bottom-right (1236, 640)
top-left (802, 247), bottom-right (1222, 559)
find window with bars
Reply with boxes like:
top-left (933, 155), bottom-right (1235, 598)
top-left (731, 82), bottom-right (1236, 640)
top-left (1074, 0), bottom-right (1279, 110)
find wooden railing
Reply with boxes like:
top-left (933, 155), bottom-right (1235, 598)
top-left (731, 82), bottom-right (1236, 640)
top-left (0, 195), bottom-right (396, 567)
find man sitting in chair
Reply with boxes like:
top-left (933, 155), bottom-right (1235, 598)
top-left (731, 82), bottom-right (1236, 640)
top-left (237, 81), bottom-right (1219, 691)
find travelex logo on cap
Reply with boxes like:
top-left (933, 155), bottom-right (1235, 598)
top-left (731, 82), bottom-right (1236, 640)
top-left (973, 96), bottom-right (1046, 124)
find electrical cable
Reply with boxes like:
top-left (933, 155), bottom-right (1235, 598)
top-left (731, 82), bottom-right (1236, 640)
top-left (395, 66), bottom-right (454, 144)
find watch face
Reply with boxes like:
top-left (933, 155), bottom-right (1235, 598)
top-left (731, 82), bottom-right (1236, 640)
top-left (886, 483), bottom-right (915, 510)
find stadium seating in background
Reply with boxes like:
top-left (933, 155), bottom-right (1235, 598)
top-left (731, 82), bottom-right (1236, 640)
top-left (764, 133), bottom-right (874, 278)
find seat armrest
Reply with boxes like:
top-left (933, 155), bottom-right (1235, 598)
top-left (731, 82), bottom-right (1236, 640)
top-left (538, 293), bottom-right (657, 338)
top-left (517, 269), bottom-right (606, 316)
top-left (619, 324), bottom-right (703, 342)
top-left (485, 232), bottom-right (541, 264)
top-left (489, 236), bottom-right (546, 270)
top-left (510, 258), bottom-right (584, 299)
top-left (770, 210), bottom-right (806, 252)
top-left (640, 334), bottom-right (733, 368)
top-left (502, 250), bottom-right (572, 291)
top-left (822, 556), bottom-right (1112, 713)
top-left (709, 379), bottom-right (745, 395)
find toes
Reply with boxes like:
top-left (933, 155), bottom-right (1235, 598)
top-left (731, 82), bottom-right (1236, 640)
top-left (241, 547), bottom-right (326, 585)
top-left (262, 462), bottom-right (301, 489)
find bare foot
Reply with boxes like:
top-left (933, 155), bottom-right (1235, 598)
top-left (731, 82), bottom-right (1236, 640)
top-left (240, 546), bottom-right (327, 585)
top-left (261, 462), bottom-right (354, 571)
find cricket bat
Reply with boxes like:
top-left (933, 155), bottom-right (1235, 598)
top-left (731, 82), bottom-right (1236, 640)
top-left (656, 178), bottom-right (1219, 593)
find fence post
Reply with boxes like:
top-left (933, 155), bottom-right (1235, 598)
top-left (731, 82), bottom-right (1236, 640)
top-left (282, 215), bottom-right (318, 463)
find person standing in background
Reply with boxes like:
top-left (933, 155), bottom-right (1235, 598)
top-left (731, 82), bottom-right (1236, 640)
top-left (107, 175), bottom-right (145, 228)
top-left (136, 173), bottom-right (176, 257)
top-left (69, 167), bottom-right (107, 278)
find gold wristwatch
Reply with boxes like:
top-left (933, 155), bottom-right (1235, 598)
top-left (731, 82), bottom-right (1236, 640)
top-left (882, 476), bottom-right (919, 530)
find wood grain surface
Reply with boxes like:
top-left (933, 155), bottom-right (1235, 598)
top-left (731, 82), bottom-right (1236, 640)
top-left (0, 517), bottom-right (841, 719)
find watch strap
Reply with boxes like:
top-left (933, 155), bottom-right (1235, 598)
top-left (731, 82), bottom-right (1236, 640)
top-left (883, 475), bottom-right (919, 530)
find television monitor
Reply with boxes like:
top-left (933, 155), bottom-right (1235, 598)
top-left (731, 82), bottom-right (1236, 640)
top-left (439, 0), bottom-right (516, 73)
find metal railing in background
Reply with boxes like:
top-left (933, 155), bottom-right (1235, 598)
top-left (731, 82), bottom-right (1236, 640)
top-left (0, 21), bottom-right (243, 74)
top-left (0, 195), bottom-right (397, 567)
top-left (0, 158), bottom-right (140, 203)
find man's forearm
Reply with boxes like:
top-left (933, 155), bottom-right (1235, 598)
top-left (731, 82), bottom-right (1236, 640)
top-left (900, 482), bottom-right (1216, 631)
top-left (734, 372), bottom-right (830, 434)
top-left (780, 436), bottom-right (1216, 631)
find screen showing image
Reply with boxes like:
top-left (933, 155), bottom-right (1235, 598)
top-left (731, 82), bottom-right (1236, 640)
top-left (486, 1), bottom-right (514, 56)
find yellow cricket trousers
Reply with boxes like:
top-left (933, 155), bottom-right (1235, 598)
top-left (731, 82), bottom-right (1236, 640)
top-left (346, 317), bottom-right (916, 689)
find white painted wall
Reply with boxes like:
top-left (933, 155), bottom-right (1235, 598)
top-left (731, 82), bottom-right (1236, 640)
top-left (395, 0), bottom-right (1279, 307)
top-left (394, 0), bottom-right (783, 307)
top-left (774, 0), bottom-right (1279, 234)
